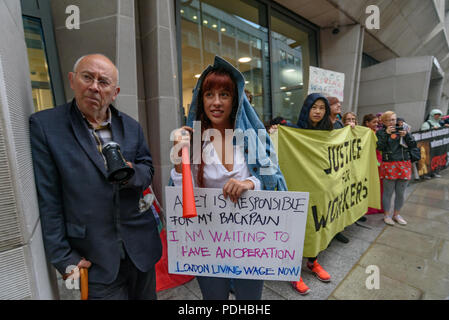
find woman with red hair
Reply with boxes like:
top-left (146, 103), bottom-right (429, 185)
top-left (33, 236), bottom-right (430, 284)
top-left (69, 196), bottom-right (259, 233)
top-left (170, 56), bottom-right (287, 300)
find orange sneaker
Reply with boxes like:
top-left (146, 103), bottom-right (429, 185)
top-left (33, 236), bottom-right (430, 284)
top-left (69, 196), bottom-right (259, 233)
top-left (291, 277), bottom-right (310, 295)
top-left (307, 260), bottom-right (331, 282)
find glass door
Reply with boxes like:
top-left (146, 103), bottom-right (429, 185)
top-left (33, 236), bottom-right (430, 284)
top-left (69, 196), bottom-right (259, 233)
top-left (270, 9), bottom-right (313, 123)
top-left (177, 0), bottom-right (319, 125)
top-left (21, 0), bottom-right (65, 112)
top-left (23, 16), bottom-right (55, 111)
top-left (179, 0), bottom-right (270, 121)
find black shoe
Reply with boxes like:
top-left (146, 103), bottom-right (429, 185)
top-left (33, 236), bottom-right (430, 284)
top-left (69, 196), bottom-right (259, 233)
top-left (358, 216), bottom-right (367, 222)
top-left (334, 232), bottom-right (349, 244)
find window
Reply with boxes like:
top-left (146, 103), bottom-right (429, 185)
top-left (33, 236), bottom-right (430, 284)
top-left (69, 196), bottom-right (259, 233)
top-left (270, 9), bottom-right (314, 122)
top-left (23, 16), bottom-right (55, 112)
top-left (21, 0), bottom-right (65, 112)
top-left (177, 0), bottom-right (318, 124)
top-left (362, 53), bottom-right (380, 68)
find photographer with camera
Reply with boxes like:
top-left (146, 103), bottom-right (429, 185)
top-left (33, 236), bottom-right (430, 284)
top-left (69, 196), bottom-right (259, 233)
top-left (376, 111), bottom-right (417, 226)
top-left (29, 54), bottom-right (162, 299)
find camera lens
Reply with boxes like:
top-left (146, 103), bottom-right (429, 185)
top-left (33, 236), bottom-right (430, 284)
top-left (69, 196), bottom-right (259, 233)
top-left (102, 141), bottom-right (135, 183)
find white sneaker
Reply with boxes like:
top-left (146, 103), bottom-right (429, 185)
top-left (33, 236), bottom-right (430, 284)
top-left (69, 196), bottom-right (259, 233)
top-left (393, 215), bottom-right (407, 225)
top-left (433, 174), bottom-right (442, 178)
top-left (384, 216), bottom-right (395, 226)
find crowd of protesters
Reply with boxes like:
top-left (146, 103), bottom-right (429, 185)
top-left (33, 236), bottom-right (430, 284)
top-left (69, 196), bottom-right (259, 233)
top-left (31, 53), bottom-right (448, 300)
top-left (173, 58), bottom-right (446, 300)
top-left (265, 94), bottom-right (449, 295)
top-left (173, 76), bottom-right (448, 299)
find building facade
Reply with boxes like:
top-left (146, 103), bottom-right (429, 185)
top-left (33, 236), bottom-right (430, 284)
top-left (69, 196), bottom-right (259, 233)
top-left (1, 0), bottom-right (448, 299)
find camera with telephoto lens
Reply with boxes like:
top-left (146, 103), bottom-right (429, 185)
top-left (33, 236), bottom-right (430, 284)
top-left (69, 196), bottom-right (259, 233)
top-left (394, 125), bottom-right (404, 132)
top-left (102, 141), bottom-right (135, 183)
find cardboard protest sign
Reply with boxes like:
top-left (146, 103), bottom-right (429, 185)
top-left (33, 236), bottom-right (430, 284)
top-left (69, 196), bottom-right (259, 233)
top-left (165, 187), bottom-right (309, 281)
top-left (308, 66), bottom-right (345, 102)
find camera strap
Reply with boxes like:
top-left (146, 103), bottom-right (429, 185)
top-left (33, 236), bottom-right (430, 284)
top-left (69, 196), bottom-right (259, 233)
top-left (112, 183), bottom-right (126, 260)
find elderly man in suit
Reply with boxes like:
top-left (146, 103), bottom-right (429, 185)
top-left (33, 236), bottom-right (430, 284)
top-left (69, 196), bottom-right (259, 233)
top-left (29, 54), bottom-right (162, 299)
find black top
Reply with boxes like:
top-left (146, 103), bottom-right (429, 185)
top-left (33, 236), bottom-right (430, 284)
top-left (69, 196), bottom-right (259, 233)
top-left (333, 120), bottom-right (344, 129)
top-left (376, 127), bottom-right (417, 162)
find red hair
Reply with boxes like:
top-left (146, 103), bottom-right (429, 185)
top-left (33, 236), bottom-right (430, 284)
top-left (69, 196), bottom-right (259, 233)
top-left (202, 71), bottom-right (235, 94)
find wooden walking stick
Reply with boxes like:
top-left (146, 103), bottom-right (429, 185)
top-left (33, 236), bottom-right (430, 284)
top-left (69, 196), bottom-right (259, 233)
top-left (80, 267), bottom-right (88, 300)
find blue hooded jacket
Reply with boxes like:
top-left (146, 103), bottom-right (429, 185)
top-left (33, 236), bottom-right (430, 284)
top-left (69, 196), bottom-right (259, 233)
top-left (184, 56), bottom-right (287, 191)
top-left (296, 93), bottom-right (332, 130)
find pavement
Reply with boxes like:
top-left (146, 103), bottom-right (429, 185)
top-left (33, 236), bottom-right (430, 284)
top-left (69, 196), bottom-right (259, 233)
top-left (157, 168), bottom-right (449, 300)
top-left (57, 168), bottom-right (449, 300)
top-left (330, 169), bottom-right (449, 300)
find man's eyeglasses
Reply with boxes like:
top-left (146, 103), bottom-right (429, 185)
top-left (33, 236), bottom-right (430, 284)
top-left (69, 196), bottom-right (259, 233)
top-left (76, 72), bottom-right (113, 89)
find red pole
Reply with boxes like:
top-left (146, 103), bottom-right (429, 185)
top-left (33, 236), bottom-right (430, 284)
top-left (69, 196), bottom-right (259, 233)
top-left (181, 146), bottom-right (197, 218)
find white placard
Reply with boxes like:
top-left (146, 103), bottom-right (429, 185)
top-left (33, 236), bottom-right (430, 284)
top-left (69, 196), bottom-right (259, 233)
top-left (308, 66), bottom-right (345, 102)
top-left (165, 187), bottom-right (309, 281)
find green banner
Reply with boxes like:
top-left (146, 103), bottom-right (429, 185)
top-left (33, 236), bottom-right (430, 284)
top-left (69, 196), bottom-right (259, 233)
top-left (275, 125), bottom-right (381, 257)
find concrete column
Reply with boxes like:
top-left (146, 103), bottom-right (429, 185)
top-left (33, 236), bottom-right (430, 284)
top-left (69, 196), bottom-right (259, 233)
top-left (358, 56), bottom-right (434, 130)
top-left (442, 79), bottom-right (449, 114)
top-left (320, 24), bottom-right (364, 114)
top-left (440, 93), bottom-right (449, 114)
top-left (138, 0), bottom-right (181, 205)
top-left (134, 0), bottom-right (149, 144)
top-left (50, 0), bottom-right (139, 121)
top-left (0, 0), bottom-right (58, 299)
top-left (428, 78), bottom-right (444, 114)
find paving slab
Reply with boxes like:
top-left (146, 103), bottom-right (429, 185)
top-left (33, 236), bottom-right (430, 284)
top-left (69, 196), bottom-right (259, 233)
top-left (393, 215), bottom-right (449, 241)
top-left (411, 188), bottom-right (449, 201)
top-left (376, 227), bottom-right (440, 260)
top-left (421, 292), bottom-right (448, 300)
top-left (406, 194), bottom-right (449, 211)
top-left (399, 202), bottom-right (449, 224)
top-left (342, 215), bottom-right (385, 242)
top-left (437, 240), bottom-right (449, 266)
top-left (325, 234), bottom-right (372, 259)
top-left (331, 265), bottom-right (422, 300)
top-left (157, 280), bottom-right (200, 300)
top-left (260, 285), bottom-right (286, 300)
top-left (56, 274), bottom-right (79, 300)
top-left (358, 243), bottom-right (449, 298)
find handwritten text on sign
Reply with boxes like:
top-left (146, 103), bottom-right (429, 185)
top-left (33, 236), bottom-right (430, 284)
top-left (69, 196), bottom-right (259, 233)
top-left (165, 187), bottom-right (309, 281)
top-left (308, 66), bottom-right (345, 102)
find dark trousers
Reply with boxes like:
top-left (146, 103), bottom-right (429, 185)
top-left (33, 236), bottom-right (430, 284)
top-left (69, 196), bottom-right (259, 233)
top-left (196, 276), bottom-right (264, 300)
top-left (88, 252), bottom-right (157, 300)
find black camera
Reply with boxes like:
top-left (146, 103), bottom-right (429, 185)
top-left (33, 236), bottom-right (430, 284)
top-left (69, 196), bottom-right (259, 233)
top-left (394, 126), bottom-right (404, 132)
top-left (102, 141), bottom-right (135, 183)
